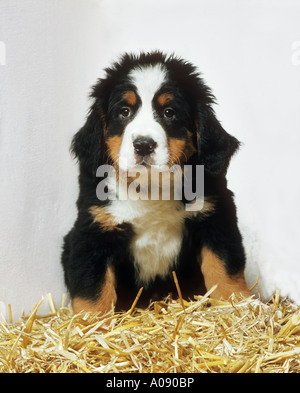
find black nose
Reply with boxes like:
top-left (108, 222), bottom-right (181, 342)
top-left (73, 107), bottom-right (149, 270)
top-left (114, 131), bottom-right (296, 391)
top-left (133, 137), bottom-right (157, 156)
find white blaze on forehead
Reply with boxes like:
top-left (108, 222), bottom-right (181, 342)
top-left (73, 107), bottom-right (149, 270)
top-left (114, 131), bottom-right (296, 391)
top-left (118, 64), bottom-right (169, 170)
top-left (129, 64), bottom-right (168, 104)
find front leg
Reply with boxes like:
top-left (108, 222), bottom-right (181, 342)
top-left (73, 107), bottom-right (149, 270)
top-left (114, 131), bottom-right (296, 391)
top-left (61, 209), bottom-right (132, 315)
top-left (197, 193), bottom-right (251, 300)
top-left (200, 246), bottom-right (250, 299)
top-left (72, 265), bottom-right (117, 314)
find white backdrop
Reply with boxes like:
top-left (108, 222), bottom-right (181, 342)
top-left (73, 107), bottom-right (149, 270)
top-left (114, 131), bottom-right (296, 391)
top-left (1, 0), bottom-right (300, 320)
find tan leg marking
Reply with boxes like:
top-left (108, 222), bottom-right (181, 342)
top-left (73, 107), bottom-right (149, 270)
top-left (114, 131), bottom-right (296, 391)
top-left (72, 266), bottom-right (117, 315)
top-left (157, 93), bottom-right (174, 106)
top-left (200, 246), bottom-right (251, 299)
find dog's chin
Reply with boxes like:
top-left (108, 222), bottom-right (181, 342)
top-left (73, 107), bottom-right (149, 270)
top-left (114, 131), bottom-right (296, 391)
top-left (118, 156), bottom-right (154, 173)
top-left (135, 155), bottom-right (154, 167)
top-left (117, 155), bottom-right (179, 179)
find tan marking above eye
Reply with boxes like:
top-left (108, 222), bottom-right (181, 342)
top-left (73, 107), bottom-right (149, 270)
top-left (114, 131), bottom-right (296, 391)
top-left (157, 93), bottom-right (174, 106)
top-left (123, 90), bottom-right (137, 106)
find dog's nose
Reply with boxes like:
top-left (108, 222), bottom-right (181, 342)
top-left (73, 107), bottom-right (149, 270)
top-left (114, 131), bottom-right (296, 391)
top-left (133, 137), bottom-right (157, 156)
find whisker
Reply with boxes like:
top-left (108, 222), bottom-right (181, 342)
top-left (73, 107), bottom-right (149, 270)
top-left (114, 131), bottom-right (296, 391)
top-left (169, 145), bottom-right (188, 164)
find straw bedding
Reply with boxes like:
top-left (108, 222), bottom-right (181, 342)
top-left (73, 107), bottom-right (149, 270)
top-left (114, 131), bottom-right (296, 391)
top-left (1, 286), bottom-right (300, 373)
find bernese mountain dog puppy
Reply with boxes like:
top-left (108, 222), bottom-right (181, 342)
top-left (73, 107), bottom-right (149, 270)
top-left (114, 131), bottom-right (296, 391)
top-left (61, 51), bottom-right (250, 314)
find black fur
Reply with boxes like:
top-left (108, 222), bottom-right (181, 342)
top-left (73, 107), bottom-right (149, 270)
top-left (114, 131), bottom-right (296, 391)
top-left (61, 51), bottom-right (246, 310)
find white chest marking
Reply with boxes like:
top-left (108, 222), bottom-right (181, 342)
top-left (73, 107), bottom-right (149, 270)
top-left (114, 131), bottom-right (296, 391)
top-left (106, 198), bottom-right (186, 285)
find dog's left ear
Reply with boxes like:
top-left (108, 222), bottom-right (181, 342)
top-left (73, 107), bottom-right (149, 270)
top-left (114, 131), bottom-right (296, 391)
top-left (197, 109), bottom-right (240, 176)
top-left (71, 102), bottom-right (104, 177)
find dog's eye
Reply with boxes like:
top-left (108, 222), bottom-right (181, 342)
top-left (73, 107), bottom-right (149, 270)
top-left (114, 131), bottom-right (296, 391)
top-left (119, 107), bottom-right (132, 119)
top-left (163, 107), bottom-right (176, 120)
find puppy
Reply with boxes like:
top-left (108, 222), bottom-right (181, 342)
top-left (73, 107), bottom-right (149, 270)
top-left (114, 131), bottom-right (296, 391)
top-left (61, 51), bottom-right (250, 314)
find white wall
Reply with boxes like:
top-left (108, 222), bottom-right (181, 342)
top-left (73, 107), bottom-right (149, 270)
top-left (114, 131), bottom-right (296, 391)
top-left (0, 0), bottom-right (106, 319)
top-left (1, 0), bottom-right (300, 320)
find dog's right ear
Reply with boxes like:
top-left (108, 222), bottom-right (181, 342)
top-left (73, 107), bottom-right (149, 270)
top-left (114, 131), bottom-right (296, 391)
top-left (71, 103), bottom-right (105, 176)
top-left (196, 108), bottom-right (240, 176)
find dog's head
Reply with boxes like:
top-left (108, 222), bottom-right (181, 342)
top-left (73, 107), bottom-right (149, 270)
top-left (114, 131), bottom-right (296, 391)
top-left (72, 51), bottom-right (240, 177)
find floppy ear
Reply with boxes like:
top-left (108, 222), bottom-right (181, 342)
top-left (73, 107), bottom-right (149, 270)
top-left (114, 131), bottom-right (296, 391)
top-left (197, 110), bottom-right (240, 176)
top-left (71, 103), bottom-right (104, 176)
